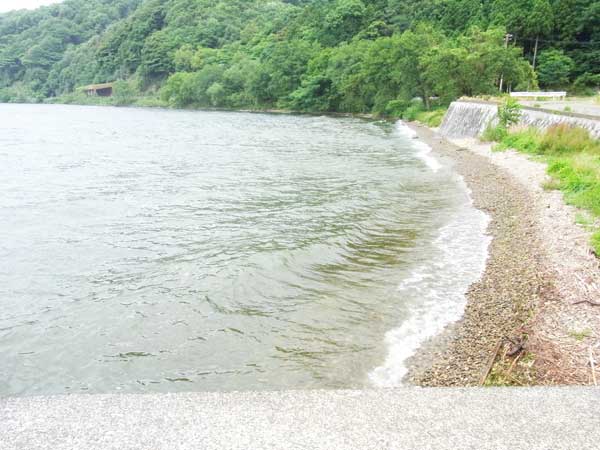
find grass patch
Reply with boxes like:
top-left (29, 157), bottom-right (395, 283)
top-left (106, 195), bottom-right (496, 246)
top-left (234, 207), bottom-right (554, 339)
top-left (495, 128), bottom-right (540, 154)
top-left (48, 91), bottom-right (170, 109)
top-left (547, 154), bottom-right (600, 217)
top-left (133, 96), bottom-right (169, 108)
top-left (397, 101), bottom-right (447, 127)
top-left (485, 351), bottom-right (537, 386)
top-left (592, 231), bottom-right (600, 256)
top-left (575, 212), bottom-right (594, 228)
top-left (481, 124), bottom-right (507, 142)
top-left (491, 124), bottom-right (600, 255)
top-left (48, 91), bottom-right (115, 106)
top-left (414, 108), bottom-right (446, 127)
top-left (569, 329), bottom-right (592, 341)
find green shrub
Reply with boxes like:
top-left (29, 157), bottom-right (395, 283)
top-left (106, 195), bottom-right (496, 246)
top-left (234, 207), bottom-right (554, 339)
top-left (402, 104), bottom-right (424, 121)
top-left (384, 99), bottom-right (411, 117)
top-left (571, 73), bottom-right (600, 96)
top-left (0, 82), bottom-right (43, 103)
top-left (481, 124), bottom-right (507, 142)
top-left (112, 80), bottom-right (139, 106)
top-left (498, 97), bottom-right (522, 127)
top-left (485, 98), bottom-right (522, 143)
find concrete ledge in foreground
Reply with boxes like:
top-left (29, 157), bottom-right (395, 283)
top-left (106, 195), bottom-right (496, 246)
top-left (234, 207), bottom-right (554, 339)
top-left (1, 387), bottom-right (599, 450)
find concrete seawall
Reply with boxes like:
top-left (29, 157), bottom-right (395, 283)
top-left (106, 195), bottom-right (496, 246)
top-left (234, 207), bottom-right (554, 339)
top-left (440, 99), bottom-right (600, 139)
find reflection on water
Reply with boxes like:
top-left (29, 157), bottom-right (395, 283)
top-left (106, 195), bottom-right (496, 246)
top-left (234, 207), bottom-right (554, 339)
top-left (0, 104), bottom-right (484, 395)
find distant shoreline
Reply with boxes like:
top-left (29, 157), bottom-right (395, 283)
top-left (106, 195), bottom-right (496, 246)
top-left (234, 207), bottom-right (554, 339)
top-left (3, 99), bottom-right (383, 121)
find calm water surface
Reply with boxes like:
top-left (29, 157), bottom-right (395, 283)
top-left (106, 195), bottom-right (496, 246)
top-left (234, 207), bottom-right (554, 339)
top-left (0, 104), bottom-right (489, 395)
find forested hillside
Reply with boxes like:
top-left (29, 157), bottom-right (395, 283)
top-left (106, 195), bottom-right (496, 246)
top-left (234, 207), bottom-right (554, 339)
top-left (0, 0), bottom-right (598, 114)
top-left (0, 0), bottom-right (142, 101)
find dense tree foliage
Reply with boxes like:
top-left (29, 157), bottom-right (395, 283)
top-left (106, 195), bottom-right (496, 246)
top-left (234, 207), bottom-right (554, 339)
top-left (537, 49), bottom-right (575, 87)
top-left (0, 0), bottom-right (598, 110)
top-left (0, 0), bottom-right (142, 101)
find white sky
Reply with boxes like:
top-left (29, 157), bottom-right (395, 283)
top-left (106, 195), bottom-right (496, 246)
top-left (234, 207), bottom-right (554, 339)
top-left (0, 0), bottom-right (63, 13)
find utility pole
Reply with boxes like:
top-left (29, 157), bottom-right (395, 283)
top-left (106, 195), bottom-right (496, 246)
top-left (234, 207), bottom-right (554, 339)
top-left (499, 33), bottom-right (513, 93)
top-left (532, 35), bottom-right (539, 70)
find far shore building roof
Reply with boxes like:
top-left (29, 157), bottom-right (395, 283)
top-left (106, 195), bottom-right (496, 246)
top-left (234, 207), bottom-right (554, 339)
top-left (80, 82), bottom-right (113, 97)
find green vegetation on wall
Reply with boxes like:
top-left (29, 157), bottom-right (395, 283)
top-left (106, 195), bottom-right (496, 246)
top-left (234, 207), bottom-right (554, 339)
top-left (0, 0), bottom-right (598, 113)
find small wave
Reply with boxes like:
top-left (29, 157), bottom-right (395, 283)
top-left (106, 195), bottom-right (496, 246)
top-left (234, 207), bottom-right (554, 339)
top-left (414, 141), bottom-right (442, 173)
top-left (394, 121), bottom-right (441, 173)
top-left (369, 178), bottom-right (491, 387)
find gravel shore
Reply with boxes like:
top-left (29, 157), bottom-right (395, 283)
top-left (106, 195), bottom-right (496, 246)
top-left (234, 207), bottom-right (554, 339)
top-left (404, 124), bottom-right (556, 386)
top-left (449, 136), bottom-right (600, 385)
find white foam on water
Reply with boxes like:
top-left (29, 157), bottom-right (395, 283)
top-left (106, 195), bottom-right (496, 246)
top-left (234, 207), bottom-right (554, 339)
top-left (369, 175), bottom-right (491, 387)
top-left (394, 121), bottom-right (442, 173)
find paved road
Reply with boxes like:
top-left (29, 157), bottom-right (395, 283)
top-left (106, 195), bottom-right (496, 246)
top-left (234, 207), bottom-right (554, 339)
top-left (1, 387), bottom-right (599, 449)
top-left (520, 99), bottom-right (600, 117)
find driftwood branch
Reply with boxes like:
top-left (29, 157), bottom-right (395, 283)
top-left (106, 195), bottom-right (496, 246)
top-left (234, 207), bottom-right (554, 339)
top-left (573, 299), bottom-right (600, 307)
top-left (506, 352), bottom-right (522, 377)
top-left (479, 339), bottom-right (504, 386)
top-left (573, 274), bottom-right (600, 306)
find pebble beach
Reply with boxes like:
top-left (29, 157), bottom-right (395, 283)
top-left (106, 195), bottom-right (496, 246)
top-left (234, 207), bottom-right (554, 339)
top-left (405, 123), bottom-right (600, 386)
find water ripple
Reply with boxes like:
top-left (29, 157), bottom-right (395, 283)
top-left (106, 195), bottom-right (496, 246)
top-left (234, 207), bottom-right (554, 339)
top-left (0, 105), bottom-right (482, 395)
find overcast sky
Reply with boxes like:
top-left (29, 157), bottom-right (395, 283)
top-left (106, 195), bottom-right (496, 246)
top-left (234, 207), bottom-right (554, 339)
top-left (0, 0), bottom-right (63, 13)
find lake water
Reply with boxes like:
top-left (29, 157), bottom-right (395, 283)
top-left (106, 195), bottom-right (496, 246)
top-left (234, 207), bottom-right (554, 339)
top-left (0, 104), bottom-right (489, 396)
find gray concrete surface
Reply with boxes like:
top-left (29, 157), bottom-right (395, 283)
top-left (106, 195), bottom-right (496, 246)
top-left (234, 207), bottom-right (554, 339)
top-left (520, 99), bottom-right (600, 117)
top-left (1, 387), bottom-right (599, 449)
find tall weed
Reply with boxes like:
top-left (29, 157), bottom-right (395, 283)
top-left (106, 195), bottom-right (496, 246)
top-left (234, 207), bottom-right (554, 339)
top-left (538, 124), bottom-right (600, 155)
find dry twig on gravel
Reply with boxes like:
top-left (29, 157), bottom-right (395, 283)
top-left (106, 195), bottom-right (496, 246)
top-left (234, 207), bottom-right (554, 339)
top-left (589, 346), bottom-right (597, 386)
top-left (480, 339), bottom-right (504, 385)
top-left (573, 299), bottom-right (600, 307)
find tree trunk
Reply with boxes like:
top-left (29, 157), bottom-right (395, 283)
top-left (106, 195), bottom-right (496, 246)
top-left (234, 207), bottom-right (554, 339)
top-left (532, 35), bottom-right (539, 71)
